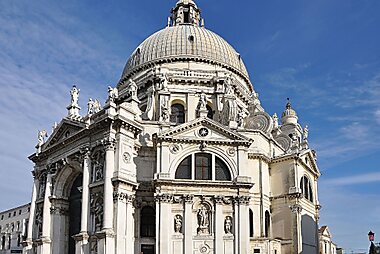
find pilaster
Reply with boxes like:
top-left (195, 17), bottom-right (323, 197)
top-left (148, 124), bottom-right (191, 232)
top-left (184, 195), bottom-right (193, 254)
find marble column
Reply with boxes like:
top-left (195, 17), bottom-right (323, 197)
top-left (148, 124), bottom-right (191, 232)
top-left (97, 140), bottom-right (115, 254)
top-left (184, 195), bottom-right (193, 254)
top-left (158, 196), bottom-right (171, 254)
top-left (75, 150), bottom-right (91, 254)
top-left (214, 196), bottom-right (223, 254)
top-left (233, 198), bottom-right (239, 254)
top-left (238, 197), bottom-right (250, 254)
top-left (40, 173), bottom-right (52, 254)
top-left (23, 176), bottom-right (39, 254)
top-left (290, 204), bottom-right (302, 254)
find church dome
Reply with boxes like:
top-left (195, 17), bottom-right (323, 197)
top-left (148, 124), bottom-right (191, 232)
top-left (121, 1), bottom-right (249, 82)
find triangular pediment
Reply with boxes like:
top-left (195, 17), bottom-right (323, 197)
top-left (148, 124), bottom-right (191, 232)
top-left (299, 149), bottom-right (320, 176)
top-left (157, 117), bottom-right (252, 146)
top-left (43, 118), bottom-right (86, 149)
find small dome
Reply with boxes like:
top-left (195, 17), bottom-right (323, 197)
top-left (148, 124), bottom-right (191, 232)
top-left (121, 25), bottom-right (250, 81)
top-left (281, 100), bottom-right (298, 125)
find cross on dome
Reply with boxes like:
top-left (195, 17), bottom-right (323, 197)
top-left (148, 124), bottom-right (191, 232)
top-left (170, 0), bottom-right (202, 26)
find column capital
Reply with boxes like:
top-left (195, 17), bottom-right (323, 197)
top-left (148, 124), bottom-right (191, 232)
top-left (234, 195), bottom-right (250, 205)
top-left (155, 193), bottom-right (173, 203)
top-left (103, 137), bottom-right (116, 151)
top-left (183, 194), bottom-right (194, 204)
top-left (113, 192), bottom-right (135, 204)
top-left (289, 204), bottom-right (302, 214)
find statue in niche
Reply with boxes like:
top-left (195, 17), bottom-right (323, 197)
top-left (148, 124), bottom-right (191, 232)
top-left (237, 110), bottom-right (245, 127)
top-left (197, 205), bottom-right (210, 234)
top-left (198, 92), bottom-right (207, 110)
top-left (93, 202), bottom-right (103, 232)
top-left (224, 216), bottom-right (233, 234)
top-left (38, 176), bottom-right (46, 199)
top-left (174, 215), bottom-right (183, 233)
top-left (107, 86), bottom-right (118, 101)
top-left (70, 85), bottom-right (80, 106)
top-left (160, 97), bottom-right (170, 122)
top-left (160, 73), bottom-right (169, 91)
top-left (35, 208), bottom-right (43, 237)
top-left (225, 75), bottom-right (234, 95)
top-left (91, 151), bottom-right (105, 182)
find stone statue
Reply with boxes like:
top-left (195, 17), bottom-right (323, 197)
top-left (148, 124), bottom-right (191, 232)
top-left (88, 99), bottom-right (101, 115)
top-left (225, 76), bottom-right (234, 95)
top-left (273, 113), bottom-right (279, 129)
top-left (237, 110), bottom-right (245, 127)
top-left (37, 130), bottom-right (48, 146)
top-left (92, 151), bottom-right (105, 182)
top-left (198, 92), bottom-right (207, 110)
top-left (87, 98), bottom-right (94, 115)
top-left (303, 125), bottom-right (309, 140)
top-left (35, 208), bottom-right (43, 237)
top-left (174, 215), bottom-right (182, 233)
top-left (224, 216), bottom-right (233, 234)
top-left (70, 85), bottom-right (80, 106)
top-left (128, 79), bottom-right (138, 99)
top-left (160, 73), bottom-right (169, 91)
top-left (197, 205), bottom-right (209, 234)
top-left (94, 202), bottom-right (103, 232)
top-left (160, 97), bottom-right (170, 122)
top-left (107, 86), bottom-right (118, 101)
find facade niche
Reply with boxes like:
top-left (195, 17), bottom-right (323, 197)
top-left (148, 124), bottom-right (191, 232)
top-left (91, 150), bottom-right (105, 183)
top-left (140, 206), bottom-right (155, 237)
top-left (170, 103), bottom-right (185, 125)
top-left (197, 203), bottom-right (211, 235)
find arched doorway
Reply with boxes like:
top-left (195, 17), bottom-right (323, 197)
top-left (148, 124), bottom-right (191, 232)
top-left (68, 175), bottom-right (82, 254)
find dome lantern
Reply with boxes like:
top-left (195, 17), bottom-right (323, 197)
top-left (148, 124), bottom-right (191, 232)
top-left (281, 98), bottom-right (298, 125)
top-left (170, 0), bottom-right (202, 26)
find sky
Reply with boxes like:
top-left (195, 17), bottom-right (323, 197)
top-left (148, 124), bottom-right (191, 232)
top-left (0, 0), bottom-right (379, 252)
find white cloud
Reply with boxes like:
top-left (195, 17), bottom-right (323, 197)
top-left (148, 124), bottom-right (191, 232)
top-left (322, 172), bottom-right (380, 186)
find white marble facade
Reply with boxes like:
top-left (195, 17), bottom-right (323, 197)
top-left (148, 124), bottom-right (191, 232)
top-left (23, 1), bottom-right (321, 254)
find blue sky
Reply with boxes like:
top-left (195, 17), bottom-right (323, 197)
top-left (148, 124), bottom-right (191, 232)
top-left (0, 0), bottom-right (379, 252)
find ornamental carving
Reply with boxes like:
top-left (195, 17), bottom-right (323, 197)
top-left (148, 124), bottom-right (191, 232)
top-left (113, 192), bottom-right (135, 204)
top-left (50, 206), bottom-right (69, 215)
top-left (245, 111), bottom-right (273, 134)
top-left (274, 134), bottom-right (292, 151)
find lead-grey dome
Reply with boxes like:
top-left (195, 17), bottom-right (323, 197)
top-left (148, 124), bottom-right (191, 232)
top-left (122, 25), bottom-right (250, 80)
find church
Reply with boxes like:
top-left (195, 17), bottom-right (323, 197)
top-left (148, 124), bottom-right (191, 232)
top-left (22, 1), bottom-right (321, 254)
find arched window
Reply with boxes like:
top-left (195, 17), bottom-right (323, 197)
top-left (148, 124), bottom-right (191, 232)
top-left (140, 206), bottom-right (155, 237)
top-left (195, 153), bottom-right (212, 180)
top-left (215, 157), bottom-right (231, 181)
top-left (170, 104), bottom-right (185, 125)
top-left (265, 210), bottom-right (270, 238)
top-left (175, 153), bottom-right (232, 181)
top-left (206, 105), bottom-right (214, 119)
top-left (175, 155), bottom-right (191, 179)
top-left (300, 176), bottom-right (313, 202)
top-left (249, 209), bottom-right (254, 237)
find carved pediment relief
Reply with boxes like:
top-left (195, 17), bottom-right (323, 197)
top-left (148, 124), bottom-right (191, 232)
top-left (44, 119), bottom-right (85, 149)
top-left (156, 117), bottom-right (252, 147)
